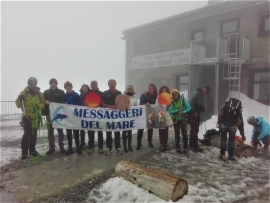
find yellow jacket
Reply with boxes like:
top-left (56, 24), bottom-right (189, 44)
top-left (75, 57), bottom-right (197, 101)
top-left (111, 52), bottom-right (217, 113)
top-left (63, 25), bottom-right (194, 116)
top-left (15, 86), bottom-right (45, 119)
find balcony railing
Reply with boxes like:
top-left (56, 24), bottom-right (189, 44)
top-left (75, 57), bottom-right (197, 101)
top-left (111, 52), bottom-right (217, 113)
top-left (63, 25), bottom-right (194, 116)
top-left (0, 101), bottom-right (22, 120)
top-left (190, 34), bottom-right (250, 63)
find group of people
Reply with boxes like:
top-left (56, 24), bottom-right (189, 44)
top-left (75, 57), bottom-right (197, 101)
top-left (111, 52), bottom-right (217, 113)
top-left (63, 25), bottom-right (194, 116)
top-left (16, 77), bottom-right (270, 161)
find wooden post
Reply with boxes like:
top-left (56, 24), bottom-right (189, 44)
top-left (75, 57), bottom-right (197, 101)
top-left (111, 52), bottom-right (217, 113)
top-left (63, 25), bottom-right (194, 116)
top-left (114, 160), bottom-right (188, 202)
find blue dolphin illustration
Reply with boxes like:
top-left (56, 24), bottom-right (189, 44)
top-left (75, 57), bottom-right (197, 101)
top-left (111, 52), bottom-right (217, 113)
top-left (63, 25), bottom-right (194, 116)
top-left (52, 113), bottom-right (68, 122)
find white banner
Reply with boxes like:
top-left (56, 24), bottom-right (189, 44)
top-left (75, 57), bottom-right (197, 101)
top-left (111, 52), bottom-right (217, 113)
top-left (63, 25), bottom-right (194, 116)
top-left (132, 48), bottom-right (190, 69)
top-left (49, 103), bottom-right (167, 131)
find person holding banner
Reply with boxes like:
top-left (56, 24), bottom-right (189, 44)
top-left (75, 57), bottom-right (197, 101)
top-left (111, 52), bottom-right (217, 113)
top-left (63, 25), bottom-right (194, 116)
top-left (16, 77), bottom-right (45, 160)
top-left (85, 80), bottom-right (104, 154)
top-left (156, 85), bottom-right (172, 152)
top-left (64, 81), bottom-right (82, 155)
top-left (79, 84), bottom-right (90, 150)
top-left (122, 85), bottom-right (138, 153)
top-left (43, 78), bottom-right (66, 155)
top-left (101, 79), bottom-right (123, 155)
top-left (136, 84), bottom-right (158, 150)
top-left (169, 89), bottom-right (191, 154)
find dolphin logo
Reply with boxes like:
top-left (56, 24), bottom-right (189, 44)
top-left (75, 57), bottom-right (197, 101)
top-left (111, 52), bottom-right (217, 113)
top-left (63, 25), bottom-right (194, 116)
top-left (52, 113), bottom-right (68, 123)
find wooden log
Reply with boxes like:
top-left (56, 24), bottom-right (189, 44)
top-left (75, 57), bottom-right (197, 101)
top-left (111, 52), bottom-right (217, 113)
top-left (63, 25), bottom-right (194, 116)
top-left (209, 134), bottom-right (254, 158)
top-left (114, 160), bottom-right (188, 202)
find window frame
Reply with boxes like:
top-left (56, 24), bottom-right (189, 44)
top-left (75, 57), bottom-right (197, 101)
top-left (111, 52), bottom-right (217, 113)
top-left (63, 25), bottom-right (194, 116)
top-left (220, 18), bottom-right (240, 35)
top-left (191, 28), bottom-right (206, 41)
top-left (258, 14), bottom-right (270, 37)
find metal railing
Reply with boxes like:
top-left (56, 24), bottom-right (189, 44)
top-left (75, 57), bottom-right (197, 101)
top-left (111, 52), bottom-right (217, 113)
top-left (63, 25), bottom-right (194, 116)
top-left (0, 101), bottom-right (22, 120)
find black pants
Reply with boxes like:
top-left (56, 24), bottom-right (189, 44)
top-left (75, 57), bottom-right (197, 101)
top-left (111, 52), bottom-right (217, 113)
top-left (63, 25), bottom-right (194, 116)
top-left (122, 130), bottom-right (132, 148)
top-left (219, 123), bottom-right (237, 156)
top-left (174, 120), bottom-right (188, 149)
top-left (189, 113), bottom-right (200, 148)
top-left (137, 128), bottom-right (153, 146)
top-left (21, 116), bottom-right (38, 155)
top-left (80, 130), bottom-right (86, 144)
top-left (66, 129), bottom-right (80, 149)
top-left (88, 130), bottom-right (103, 148)
top-left (106, 131), bottom-right (121, 149)
top-left (46, 115), bottom-right (64, 150)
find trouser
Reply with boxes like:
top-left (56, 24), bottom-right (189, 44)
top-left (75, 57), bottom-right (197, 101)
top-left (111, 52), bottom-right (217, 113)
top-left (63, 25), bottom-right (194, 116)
top-left (174, 120), bottom-right (188, 149)
top-left (122, 130), bottom-right (132, 148)
top-left (66, 129), bottom-right (80, 149)
top-left (159, 127), bottom-right (168, 147)
top-left (219, 123), bottom-right (237, 156)
top-left (80, 130), bottom-right (86, 144)
top-left (88, 130), bottom-right (103, 148)
top-left (46, 116), bottom-right (64, 150)
top-left (106, 131), bottom-right (121, 149)
top-left (253, 132), bottom-right (270, 150)
top-left (21, 116), bottom-right (38, 155)
top-left (189, 112), bottom-right (200, 148)
top-left (137, 128), bottom-right (153, 146)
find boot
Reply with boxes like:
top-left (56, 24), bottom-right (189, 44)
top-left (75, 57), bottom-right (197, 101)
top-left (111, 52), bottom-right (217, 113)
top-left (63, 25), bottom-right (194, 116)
top-left (128, 135), bottom-right (133, 152)
top-left (123, 136), bottom-right (128, 153)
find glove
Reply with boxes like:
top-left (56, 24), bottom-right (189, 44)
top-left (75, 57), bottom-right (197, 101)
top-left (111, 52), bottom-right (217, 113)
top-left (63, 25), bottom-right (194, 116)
top-left (19, 95), bottom-right (24, 101)
top-left (241, 135), bottom-right (246, 141)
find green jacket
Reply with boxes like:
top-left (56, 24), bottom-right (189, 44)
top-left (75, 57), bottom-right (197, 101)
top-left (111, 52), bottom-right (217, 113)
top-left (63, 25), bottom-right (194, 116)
top-left (168, 93), bottom-right (191, 121)
top-left (16, 86), bottom-right (45, 119)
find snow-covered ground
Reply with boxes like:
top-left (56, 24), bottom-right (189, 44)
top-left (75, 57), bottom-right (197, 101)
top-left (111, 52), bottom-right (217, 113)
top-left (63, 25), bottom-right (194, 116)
top-left (1, 93), bottom-right (269, 202)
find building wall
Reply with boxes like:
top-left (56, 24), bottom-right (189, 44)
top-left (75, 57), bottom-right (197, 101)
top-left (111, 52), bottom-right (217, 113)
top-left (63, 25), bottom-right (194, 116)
top-left (125, 1), bottom-right (269, 106)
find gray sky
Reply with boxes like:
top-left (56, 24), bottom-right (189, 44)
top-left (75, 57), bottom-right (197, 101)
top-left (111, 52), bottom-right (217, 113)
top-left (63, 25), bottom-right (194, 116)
top-left (1, 1), bottom-right (207, 101)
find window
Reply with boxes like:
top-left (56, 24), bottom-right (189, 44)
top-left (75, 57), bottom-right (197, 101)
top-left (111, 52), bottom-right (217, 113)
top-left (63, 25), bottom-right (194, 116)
top-left (258, 14), bottom-right (270, 36)
top-left (253, 72), bottom-right (270, 101)
top-left (221, 18), bottom-right (240, 58)
top-left (177, 74), bottom-right (189, 99)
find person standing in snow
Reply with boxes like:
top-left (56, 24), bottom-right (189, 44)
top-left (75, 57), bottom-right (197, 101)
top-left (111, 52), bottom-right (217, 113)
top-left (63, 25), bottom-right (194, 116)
top-left (121, 85), bottom-right (138, 153)
top-left (64, 81), bottom-right (82, 155)
top-left (156, 85), bottom-right (171, 152)
top-left (101, 79), bottom-right (123, 155)
top-left (189, 85), bottom-right (211, 152)
top-left (247, 116), bottom-right (270, 154)
top-left (217, 98), bottom-right (243, 161)
top-left (79, 84), bottom-right (91, 150)
top-left (86, 80), bottom-right (104, 155)
top-left (136, 84), bottom-right (158, 150)
top-left (16, 77), bottom-right (45, 160)
top-left (43, 78), bottom-right (66, 155)
top-left (168, 89), bottom-right (191, 154)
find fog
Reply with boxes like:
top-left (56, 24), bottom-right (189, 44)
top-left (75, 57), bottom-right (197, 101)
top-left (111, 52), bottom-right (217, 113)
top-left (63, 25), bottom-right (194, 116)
top-left (1, 1), bottom-right (207, 101)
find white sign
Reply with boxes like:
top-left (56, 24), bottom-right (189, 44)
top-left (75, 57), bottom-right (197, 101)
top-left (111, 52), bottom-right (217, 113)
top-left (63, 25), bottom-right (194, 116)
top-left (132, 48), bottom-right (191, 69)
top-left (49, 103), bottom-right (168, 131)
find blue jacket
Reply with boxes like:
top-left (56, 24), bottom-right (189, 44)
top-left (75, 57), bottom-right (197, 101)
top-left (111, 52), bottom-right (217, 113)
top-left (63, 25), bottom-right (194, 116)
top-left (66, 90), bottom-right (81, 105)
top-left (252, 117), bottom-right (270, 140)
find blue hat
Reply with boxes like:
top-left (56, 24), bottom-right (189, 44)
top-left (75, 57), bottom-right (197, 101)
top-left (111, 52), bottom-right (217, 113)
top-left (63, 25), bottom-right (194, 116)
top-left (247, 116), bottom-right (256, 125)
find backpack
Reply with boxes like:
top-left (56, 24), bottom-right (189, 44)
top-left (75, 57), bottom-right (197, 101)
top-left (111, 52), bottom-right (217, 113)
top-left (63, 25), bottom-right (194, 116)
top-left (222, 98), bottom-right (242, 116)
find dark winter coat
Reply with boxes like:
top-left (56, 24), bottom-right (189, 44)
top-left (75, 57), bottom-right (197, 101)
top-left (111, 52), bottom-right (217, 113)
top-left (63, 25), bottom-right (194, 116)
top-left (102, 89), bottom-right (122, 105)
top-left (139, 92), bottom-right (157, 105)
top-left (43, 88), bottom-right (66, 116)
top-left (189, 88), bottom-right (205, 113)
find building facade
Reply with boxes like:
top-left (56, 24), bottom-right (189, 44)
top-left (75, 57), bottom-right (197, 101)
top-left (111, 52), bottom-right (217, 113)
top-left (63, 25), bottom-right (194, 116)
top-left (122, 1), bottom-right (269, 119)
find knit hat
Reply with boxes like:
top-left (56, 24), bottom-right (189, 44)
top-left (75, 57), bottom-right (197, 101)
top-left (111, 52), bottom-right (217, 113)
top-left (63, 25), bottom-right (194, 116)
top-left (203, 85), bottom-right (211, 94)
top-left (27, 77), bottom-right (38, 84)
top-left (171, 89), bottom-right (179, 95)
top-left (64, 81), bottom-right (73, 89)
top-left (90, 80), bottom-right (98, 86)
top-left (247, 116), bottom-right (256, 125)
top-left (49, 78), bottom-right (58, 85)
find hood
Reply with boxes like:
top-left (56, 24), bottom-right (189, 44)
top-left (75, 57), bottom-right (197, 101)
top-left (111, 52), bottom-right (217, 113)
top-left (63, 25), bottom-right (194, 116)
top-left (196, 88), bottom-right (203, 94)
top-left (172, 92), bottom-right (181, 101)
top-left (256, 117), bottom-right (264, 125)
top-left (24, 86), bottom-right (41, 93)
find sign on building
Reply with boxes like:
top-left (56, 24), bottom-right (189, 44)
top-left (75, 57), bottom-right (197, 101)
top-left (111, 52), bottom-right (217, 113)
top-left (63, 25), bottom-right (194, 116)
top-left (132, 48), bottom-right (190, 69)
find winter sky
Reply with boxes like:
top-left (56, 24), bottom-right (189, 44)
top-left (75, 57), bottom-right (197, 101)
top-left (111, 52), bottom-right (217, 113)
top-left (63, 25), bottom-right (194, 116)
top-left (1, 0), bottom-right (208, 101)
